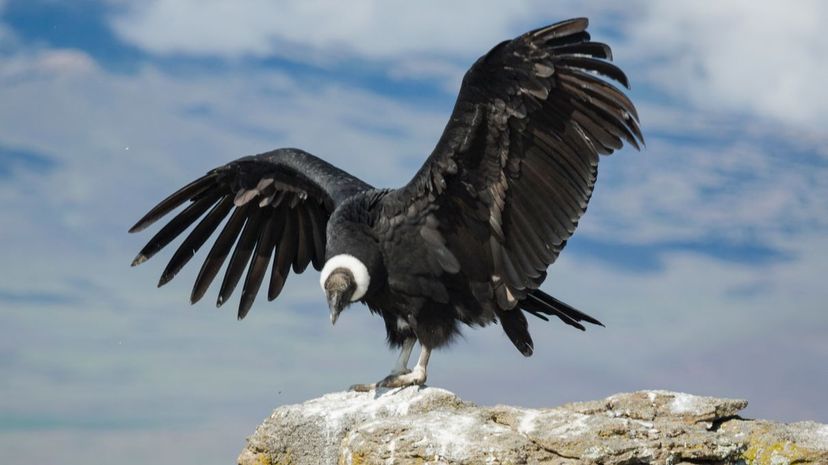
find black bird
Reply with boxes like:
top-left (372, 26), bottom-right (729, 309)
top-left (130, 18), bottom-right (643, 390)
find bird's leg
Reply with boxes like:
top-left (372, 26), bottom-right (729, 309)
top-left (377, 344), bottom-right (430, 389)
top-left (389, 337), bottom-right (416, 376)
top-left (349, 337), bottom-right (417, 392)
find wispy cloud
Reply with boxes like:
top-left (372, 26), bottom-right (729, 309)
top-left (619, 1), bottom-right (828, 131)
top-left (0, 46), bottom-right (446, 300)
top-left (108, 0), bottom-right (536, 60)
top-left (2, 2), bottom-right (827, 465)
top-left (106, 0), bottom-right (828, 133)
top-left (581, 130), bottom-right (828, 246)
top-left (0, 143), bottom-right (56, 178)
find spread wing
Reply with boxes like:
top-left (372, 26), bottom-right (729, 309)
top-left (130, 148), bottom-right (372, 319)
top-left (380, 18), bottom-right (643, 310)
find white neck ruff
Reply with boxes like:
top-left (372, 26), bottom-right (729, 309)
top-left (319, 254), bottom-right (370, 301)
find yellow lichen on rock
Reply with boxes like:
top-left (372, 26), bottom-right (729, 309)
top-left (237, 450), bottom-right (275, 465)
top-left (240, 388), bottom-right (828, 465)
top-left (743, 437), bottom-right (805, 464)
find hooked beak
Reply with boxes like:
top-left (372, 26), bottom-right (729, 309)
top-left (328, 292), bottom-right (344, 325)
top-left (324, 269), bottom-right (355, 326)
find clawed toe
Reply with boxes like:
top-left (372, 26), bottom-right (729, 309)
top-left (353, 344), bottom-right (430, 392)
top-left (376, 369), bottom-right (426, 389)
top-left (348, 383), bottom-right (376, 392)
top-left (377, 374), bottom-right (400, 388)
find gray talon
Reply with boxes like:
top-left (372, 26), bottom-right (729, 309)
top-left (348, 383), bottom-right (376, 392)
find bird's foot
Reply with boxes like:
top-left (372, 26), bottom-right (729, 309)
top-left (348, 368), bottom-right (411, 392)
top-left (348, 368), bottom-right (424, 392)
top-left (348, 382), bottom-right (376, 392)
top-left (377, 367), bottom-right (426, 389)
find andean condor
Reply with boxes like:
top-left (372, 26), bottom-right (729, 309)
top-left (130, 18), bottom-right (643, 390)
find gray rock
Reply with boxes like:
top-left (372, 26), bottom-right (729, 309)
top-left (238, 387), bottom-right (828, 465)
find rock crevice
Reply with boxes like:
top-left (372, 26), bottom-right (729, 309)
top-left (238, 388), bottom-right (828, 465)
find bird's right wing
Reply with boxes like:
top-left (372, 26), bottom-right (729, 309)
top-left (379, 18), bottom-right (643, 312)
top-left (129, 148), bottom-right (372, 319)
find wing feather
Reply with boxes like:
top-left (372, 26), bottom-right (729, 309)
top-left (305, 201), bottom-right (327, 269)
top-left (268, 209), bottom-right (297, 301)
top-left (190, 203), bottom-right (251, 304)
top-left (557, 56), bottom-right (630, 88)
top-left (159, 195), bottom-right (234, 287)
top-left (129, 174), bottom-right (218, 233)
top-left (131, 190), bottom-right (222, 266)
top-left (239, 213), bottom-right (279, 319)
top-left (130, 148), bottom-right (372, 316)
top-left (292, 207), bottom-right (312, 274)
top-left (381, 18), bottom-right (642, 318)
top-left (217, 206), bottom-right (264, 307)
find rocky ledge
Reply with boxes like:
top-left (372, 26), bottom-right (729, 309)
top-left (238, 387), bottom-right (828, 465)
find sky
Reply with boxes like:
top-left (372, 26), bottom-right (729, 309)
top-left (1, 0), bottom-right (827, 463)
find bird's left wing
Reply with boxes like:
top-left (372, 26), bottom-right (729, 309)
top-left (130, 148), bottom-right (372, 318)
top-left (380, 18), bottom-right (643, 311)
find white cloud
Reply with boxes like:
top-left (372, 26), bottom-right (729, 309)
top-left (0, 48), bottom-right (98, 80)
top-left (109, 0), bottom-right (535, 61)
top-left (3, 4), bottom-right (828, 464)
top-left (387, 57), bottom-right (466, 93)
top-left (107, 0), bottom-right (828, 132)
top-left (0, 45), bottom-right (449, 305)
top-left (0, 47), bottom-right (451, 465)
top-left (435, 232), bottom-right (828, 420)
top-left (580, 129), bottom-right (828, 246)
top-left (622, 0), bottom-right (828, 130)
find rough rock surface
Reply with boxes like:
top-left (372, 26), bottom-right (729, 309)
top-left (238, 387), bottom-right (828, 465)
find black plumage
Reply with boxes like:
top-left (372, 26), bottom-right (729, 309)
top-left (130, 18), bottom-right (643, 388)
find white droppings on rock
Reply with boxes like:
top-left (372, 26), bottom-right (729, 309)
top-left (633, 419), bottom-right (654, 429)
top-left (422, 412), bottom-right (480, 460)
top-left (545, 412), bottom-right (591, 439)
top-left (240, 389), bottom-right (827, 465)
top-left (276, 387), bottom-right (458, 465)
top-left (300, 386), bottom-right (449, 424)
top-left (517, 409), bottom-right (539, 435)
top-left (669, 392), bottom-right (705, 415)
top-left (385, 438), bottom-right (396, 465)
top-left (583, 445), bottom-right (606, 460)
top-left (770, 456), bottom-right (790, 465)
top-left (818, 424), bottom-right (828, 446)
top-left (790, 422), bottom-right (828, 450)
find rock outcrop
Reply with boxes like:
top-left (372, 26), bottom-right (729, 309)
top-left (238, 387), bottom-right (828, 465)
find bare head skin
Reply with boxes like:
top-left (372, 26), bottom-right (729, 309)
top-left (324, 268), bottom-right (356, 325)
top-left (320, 254), bottom-right (371, 325)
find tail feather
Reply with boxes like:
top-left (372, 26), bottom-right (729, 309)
top-left (499, 309), bottom-right (534, 357)
top-left (520, 290), bottom-right (603, 331)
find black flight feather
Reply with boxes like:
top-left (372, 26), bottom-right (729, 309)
top-left (131, 190), bottom-right (221, 267)
top-left (190, 203), bottom-right (251, 304)
top-left (238, 213), bottom-right (279, 319)
top-left (128, 173), bottom-right (218, 233)
top-left (158, 195), bottom-right (234, 287)
top-left (217, 205), bottom-right (264, 307)
top-left (292, 206), bottom-right (312, 274)
top-left (268, 210), bottom-right (297, 301)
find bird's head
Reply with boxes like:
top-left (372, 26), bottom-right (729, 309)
top-left (320, 254), bottom-right (370, 325)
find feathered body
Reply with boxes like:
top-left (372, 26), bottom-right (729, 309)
top-left (130, 18), bottom-right (643, 387)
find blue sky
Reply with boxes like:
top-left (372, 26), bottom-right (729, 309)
top-left (1, 1), bottom-right (827, 463)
